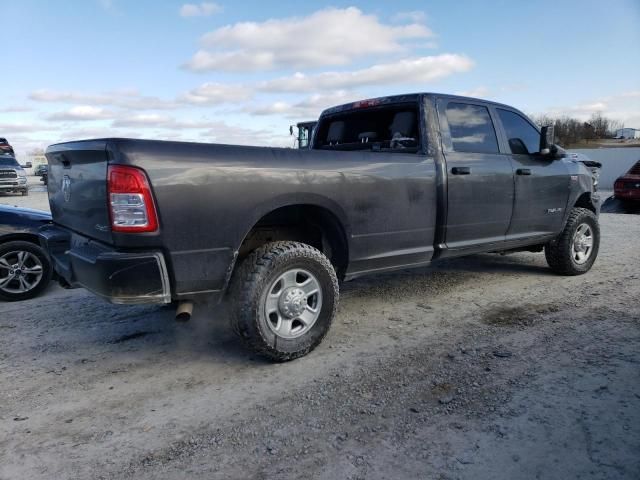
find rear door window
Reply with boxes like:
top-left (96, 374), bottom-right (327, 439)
top-left (445, 103), bottom-right (499, 154)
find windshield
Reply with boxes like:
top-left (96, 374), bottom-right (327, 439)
top-left (314, 103), bottom-right (420, 153)
top-left (0, 157), bottom-right (20, 167)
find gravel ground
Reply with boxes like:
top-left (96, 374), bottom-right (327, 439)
top-left (0, 188), bottom-right (639, 480)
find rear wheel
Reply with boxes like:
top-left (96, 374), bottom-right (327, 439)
top-left (0, 241), bottom-right (52, 301)
top-left (229, 241), bottom-right (339, 361)
top-left (545, 207), bottom-right (600, 275)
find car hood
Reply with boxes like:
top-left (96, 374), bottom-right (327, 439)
top-left (0, 204), bottom-right (52, 220)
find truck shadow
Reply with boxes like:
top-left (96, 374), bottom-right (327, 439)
top-left (601, 195), bottom-right (640, 214)
top-left (341, 252), bottom-right (553, 298)
top-left (10, 251), bottom-right (554, 367)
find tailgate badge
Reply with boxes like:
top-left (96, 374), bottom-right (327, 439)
top-left (62, 175), bottom-right (71, 202)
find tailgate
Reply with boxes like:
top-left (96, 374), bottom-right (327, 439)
top-left (46, 140), bottom-right (112, 244)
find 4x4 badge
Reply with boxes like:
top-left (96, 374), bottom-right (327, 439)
top-left (62, 175), bottom-right (71, 202)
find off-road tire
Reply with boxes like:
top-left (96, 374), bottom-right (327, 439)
top-left (229, 241), bottom-right (339, 361)
top-left (0, 241), bottom-right (52, 301)
top-left (545, 207), bottom-right (599, 275)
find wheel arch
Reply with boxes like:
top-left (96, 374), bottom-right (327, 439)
top-left (572, 192), bottom-right (597, 214)
top-left (0, 232), bottom-right (42, 246)
top-left (234, 199), bottom-right (350, 280)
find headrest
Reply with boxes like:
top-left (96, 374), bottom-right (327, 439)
top-left (389, 112), bottom-right (416, 137)
top-left (327, 121), bottom-right (345, 143)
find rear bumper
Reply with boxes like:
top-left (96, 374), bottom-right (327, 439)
top-left (39, 225), bottom-right (171, 304)
top-left (614, 189), bottom-right (640, 201)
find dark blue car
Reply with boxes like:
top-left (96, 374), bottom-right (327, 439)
top-left (0, 204), bottom-right (52, 301)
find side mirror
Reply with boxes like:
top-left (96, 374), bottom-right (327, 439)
top-left (539, 125), bottom-right (555, 155)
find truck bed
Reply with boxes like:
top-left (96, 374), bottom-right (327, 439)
top-left (46, 138), bottom-right (438, 300)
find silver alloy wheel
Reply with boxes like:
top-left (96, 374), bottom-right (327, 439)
top-left (0, 250), bottom-right (44, 294)
top-left (263, 268), bottom-right (323, 339)
top-left (572, 223), bottom-right (594, 265)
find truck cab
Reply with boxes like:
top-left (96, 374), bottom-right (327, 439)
top-left (291, 121), bottom-right (317, 149)
top-left (311, 93), bottom-right (599, 256)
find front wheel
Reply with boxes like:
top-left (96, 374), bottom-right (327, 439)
top-left (229, 241), bottom-right (339, 361)
top-left (545, 207), bottom-right (600, 275)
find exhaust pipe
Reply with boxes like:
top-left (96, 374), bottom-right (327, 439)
top-left (175, 301), bottom-right (194, 322)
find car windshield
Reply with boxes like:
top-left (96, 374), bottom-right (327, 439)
top-left (0, 157), bottom-right (20, 167)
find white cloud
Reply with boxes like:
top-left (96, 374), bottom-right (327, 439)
top-left (259, 54), bottom-right (474, 93)
top-left (0, 121), bottom-right (54, 133)
top-left (46, 106), bottom-right (113, 121)
top-left (110, 114), bottom-right (246, 132)
top-left (571, 102), bottom-right (608, 113)
top-left (111, 113), bottom-right (173, 128)
top-left (179, 82), bottom-right (252, 105)
top-left (538, 90), bottom-right (640, 128)
top-left (392, 11), bottom-right (427, 24)
top-left (108, 115), bottom-right (283, 146)
top-left (29, 86), bottom-right (245, 109)
top-left (0, 105), bottom-right (33, 113)
top-left (29, 89), bottom-right (179, 110)
top-left (185, 7), bottom-right (434, 72)
top-left (198, 121), bottom-right (284, 146)
top-left (30, 89), bottom-right (108, 104)
top-left (180, 2), bottom-right (221, 17)
top-left (246, 91), bottom-right (359, 119)
top-left (456, 86), bottom-right (490, 98)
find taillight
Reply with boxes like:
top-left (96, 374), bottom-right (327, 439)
top-left (107, 165), bottom-right (158, 233)
top-left (614, 180), bottom-right (623, 190)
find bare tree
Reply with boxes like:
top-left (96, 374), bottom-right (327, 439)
top-left (532, 112), bottom-right (624, 147)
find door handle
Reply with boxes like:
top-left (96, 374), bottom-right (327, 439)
top-left (451, 167), bottom-right (471, 175)
top-left (516, 168), bottom-right (532, 175)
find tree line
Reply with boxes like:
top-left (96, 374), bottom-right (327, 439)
top-left (531, 112), bottom-right (624, 147)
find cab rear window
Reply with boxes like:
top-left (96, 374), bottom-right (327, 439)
top-left (314, 103), bottom-right (421, 153)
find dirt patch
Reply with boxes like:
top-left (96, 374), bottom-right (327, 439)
top-left (110, 331), bottom-right (155, 344)
top-left (481, 304), bottom-right (561, 327)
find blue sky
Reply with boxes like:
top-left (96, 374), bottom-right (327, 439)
top-left (1, 0), bottom-right (639, 157)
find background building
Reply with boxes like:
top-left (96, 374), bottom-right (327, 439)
top-left (615, 128), bottom-right (640, 139)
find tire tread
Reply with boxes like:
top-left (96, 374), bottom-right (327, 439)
top-left (229, 241), bottom-right (338, 361)
top-left (545, 207), bottom-right (599, 275)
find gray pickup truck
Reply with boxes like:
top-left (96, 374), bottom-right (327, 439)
top-left (40, 93), bottom-right (601, 360)
top-left (0, 156), bottom-right (29, 196)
